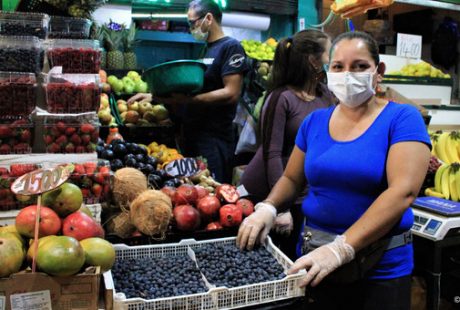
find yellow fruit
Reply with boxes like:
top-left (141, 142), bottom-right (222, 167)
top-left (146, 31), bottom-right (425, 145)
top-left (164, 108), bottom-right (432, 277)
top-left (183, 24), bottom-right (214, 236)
top-left (424, 187), bottom-right (445, 199)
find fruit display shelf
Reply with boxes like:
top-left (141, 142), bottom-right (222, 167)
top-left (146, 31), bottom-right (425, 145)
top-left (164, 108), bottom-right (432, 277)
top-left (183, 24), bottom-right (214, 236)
top-left (104, 237), bottom-right (306, 310)
top-left (0, 119), bottom-right (34, 154)
top-left (49, 16), bottom-right (92, 39)
top-left (0, 11), bottom-right (49, 39)
top-left (0, 72), bottom-right (37, 119)
top-left (0, 36), bottom-right (43, 73)
top-left (42, 112), bottom-right (100, 153)
top-left (44, 72), bottom-right (101, 114)
top-left (47, 39), bottom-right (102, 74)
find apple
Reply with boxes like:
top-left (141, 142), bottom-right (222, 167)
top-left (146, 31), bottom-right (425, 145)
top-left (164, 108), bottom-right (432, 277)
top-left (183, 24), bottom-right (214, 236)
top-left (120, 111), bottom-right (127, 122)
top-left (127, 71), bottom-right (140, 80)
top-left (134, 81), bottom-right (148, 93)
top-left (102, 83), bottom-right (111, 93)
top-left (112, 80), bottom-right (124, 93)
top-left (124, 83), bottom-right (134, 94)
top-left (100, 95), bottom-right (109, 109)
top-left (62, 211), bottom-right (104, 241)
top-left (107, 75), bottom-right (118, 85)
top-left (117, 103), bottom-right (128, 113)
top-left (138, 101), bottom-right (152, 115)
top-left (98, 109), bottom-right (112, 125)
top-left (128, 101), bottom-right (139, 112)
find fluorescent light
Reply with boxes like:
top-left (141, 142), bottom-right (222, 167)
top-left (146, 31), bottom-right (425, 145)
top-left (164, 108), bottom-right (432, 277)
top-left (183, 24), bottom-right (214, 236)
top-left (131, 13), bottom-right (188, 19)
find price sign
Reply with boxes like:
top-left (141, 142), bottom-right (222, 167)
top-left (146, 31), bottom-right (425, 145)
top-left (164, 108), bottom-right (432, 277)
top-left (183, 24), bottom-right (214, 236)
top-left (165, 158), bottom-right (200, 177)
top-left (397, 33), bottom-right (422, 60)
top-left (10, 164), bottom-right (74, 196)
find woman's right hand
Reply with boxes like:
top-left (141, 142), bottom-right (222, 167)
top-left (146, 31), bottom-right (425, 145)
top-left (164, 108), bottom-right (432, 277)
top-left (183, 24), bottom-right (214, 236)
top-left (236, 202), bottom-right (277, 250)
top-left (127, 93), bottom-right (151, 104)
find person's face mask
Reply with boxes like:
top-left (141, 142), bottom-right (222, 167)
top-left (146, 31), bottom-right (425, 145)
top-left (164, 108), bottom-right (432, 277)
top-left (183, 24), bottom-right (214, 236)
top-left (191, 15), bottom-right (209, 41)
top-left (326, 69), bottom-right (377, 108)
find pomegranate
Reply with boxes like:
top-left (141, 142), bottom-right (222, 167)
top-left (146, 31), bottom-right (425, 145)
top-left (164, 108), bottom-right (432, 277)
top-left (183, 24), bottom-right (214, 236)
top-left (15, 205), bottom-right (62, 238)
top-left (173, 204), bottom-right (201, 232)
top-left (195, 185), bottom-right (209, 200)
top-left (236, 198), bottom-right (254, 217)
top-left (216, 184), bottom-right (240, 203)
top-left (174, 184), bottom-right (198, 205)
top-left (219, 204), bottom-right (243, 227)
top-left (62, 211), bottom-right (104, 241)
top-left (197, 195), bottom-right (221, 222)
top-left (206, 222), bottom-right (223, 231)
top-left (161, 186), bottom-right (176, 204)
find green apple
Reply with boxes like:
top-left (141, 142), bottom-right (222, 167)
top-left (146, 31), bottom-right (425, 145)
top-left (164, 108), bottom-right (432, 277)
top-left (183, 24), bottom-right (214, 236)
top-left (124, 83), bottom-right (134, 94)
top-left (112, 80), bottom-right (124, 93)
top-left (107, 75), bottom-right (118, 86)
top-left (127, 71), bottom-right (140, 80)
top-left (135, 81), bottom-right (148, 93)
top-left (128, 101), bottom-right (139, 112)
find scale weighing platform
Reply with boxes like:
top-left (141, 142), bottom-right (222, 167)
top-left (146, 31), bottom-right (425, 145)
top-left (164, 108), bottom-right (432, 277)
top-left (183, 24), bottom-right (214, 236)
top-left (412, 197), bottom-right (460, 241)
top-left (411, 197), bottom-right (460, 310)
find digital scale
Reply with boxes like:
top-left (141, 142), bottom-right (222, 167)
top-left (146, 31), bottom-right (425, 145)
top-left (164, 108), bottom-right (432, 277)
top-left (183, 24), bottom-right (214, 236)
top-left (411, 197), bottom-right (460, 241)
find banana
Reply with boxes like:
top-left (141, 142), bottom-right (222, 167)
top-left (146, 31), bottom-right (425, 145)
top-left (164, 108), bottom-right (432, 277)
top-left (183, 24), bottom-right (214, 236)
top-left (425, 187), bottom-right (446, 199)
top-left (440, 165), bottom-right (451, 199)
top-left (456, 165), bottom-right (460, 202)
top-left (435, 164), bottom-right (449, 193)
top-left (448, 166), bottom-right (459, 202)
top-left (446, 132), bottom-right (460, 163)
top-left (435, 132), bottom-right (450, 164)
top-left (430, 133), bottom-right (439, 157)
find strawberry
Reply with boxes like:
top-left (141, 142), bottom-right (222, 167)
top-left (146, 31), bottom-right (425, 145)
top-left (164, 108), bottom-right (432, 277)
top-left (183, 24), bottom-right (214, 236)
top-left (0, 167), bottom-right (9, 176)
top-left (84, 162), bottom-right (97, 175)
top-left (19, 129), bottom-right (31, 142)
top-left (98, 166), bottom-right (110, 178)
top-left (65, 127), bottom-right (76, 136)
top-left (75, 146), bottom-right (86, 153)
top-left (81, 188), bottom-right (90, 198)
top-left (49, 127), bottom-right (60, 137)
top-left (56, 121), bottom-right (66, 133)
top-left (64, 143), bottom-right (75, 153)
top-left (92, 172), bottom-right (105, 184)
top-left (10, 164), bottom-right (36, 177)
top-left (43, 134), bottom-right (53, 145)
top-left (74, 164), bottom-right (85, 175)
top-left (81, 134), bottom-right (91, 145)
top-left (91, 130), bottom-right (99, 142)
top-left (0, 144), bottom-right (11, 154)
top-left (91, 183), bottom-right (102, 197)
top-left (55, 135), bottom-right (68, 146)
top-left (70, 134), bottom-right (82, 146)
top-left (47, 143), bottom-right (61, 153)
top-left (80, 124), bottom-right (95, 134)
top-left (13, 143), bottom-right (30, 154)
top-left (0, 126), bottom-right (12, 138)
top-left (103, 184), bottom-right (110, 197)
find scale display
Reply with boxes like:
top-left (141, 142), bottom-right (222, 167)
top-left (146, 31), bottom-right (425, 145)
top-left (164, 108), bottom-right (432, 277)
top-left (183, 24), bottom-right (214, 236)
top-left (411, 197), bottom-right (460, 241)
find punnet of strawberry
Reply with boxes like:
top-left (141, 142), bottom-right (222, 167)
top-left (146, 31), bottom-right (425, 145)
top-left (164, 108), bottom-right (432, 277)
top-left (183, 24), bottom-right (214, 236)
top-left (0, 118), bottom-right (34, 154)
top-left (0, 72), bottom-right (37, 118)
top-left (44, 72), bottom-right (101, 114)
top-left (0, 163), bottom-right (40, 211)
top-left (46, 39), bottom-right (101, 74)
top-left (42, 111), bottom-right (100, 153)
top-left (68, 160), bottom-right (111, 204)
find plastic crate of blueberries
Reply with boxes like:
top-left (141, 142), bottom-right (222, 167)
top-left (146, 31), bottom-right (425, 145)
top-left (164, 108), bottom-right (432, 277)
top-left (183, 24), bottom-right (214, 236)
top-left (0, 11), bottom-right (49, 39)
top-left (105, 237), bottom-right (306, 310)
top-left (49, 16), bottom-right (92, 39)
top-left (0, 36), bottom-right (43, 73)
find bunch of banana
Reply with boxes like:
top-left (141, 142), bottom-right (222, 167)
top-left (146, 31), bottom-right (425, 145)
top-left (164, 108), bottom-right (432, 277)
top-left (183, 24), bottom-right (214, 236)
top-left (425, 163), bottom-right (460, 201)
top-left (430, 131), bottom-right (460, 164)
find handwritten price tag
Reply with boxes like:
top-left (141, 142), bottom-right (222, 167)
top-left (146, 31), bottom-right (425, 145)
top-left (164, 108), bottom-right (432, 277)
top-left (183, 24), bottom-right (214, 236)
top-left (165, 158), bottom-right (200, 177)
top-left (10, 164), bottom-right (74, 196)
top-left (397, 33), bottom-right (422, 60)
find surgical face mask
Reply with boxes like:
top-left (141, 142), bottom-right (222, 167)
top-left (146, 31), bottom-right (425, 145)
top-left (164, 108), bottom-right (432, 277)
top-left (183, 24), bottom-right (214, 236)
top-left (326, 69), bottom-right (377, 108)
top-left (191, 17), bottom-right (209, 41)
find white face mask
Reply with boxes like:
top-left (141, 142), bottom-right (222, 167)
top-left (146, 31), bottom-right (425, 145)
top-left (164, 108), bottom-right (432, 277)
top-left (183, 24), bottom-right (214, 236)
top-left (191, 17), bottom-right (209, 41)
top-left (326, 69), bottom-right (377, 108)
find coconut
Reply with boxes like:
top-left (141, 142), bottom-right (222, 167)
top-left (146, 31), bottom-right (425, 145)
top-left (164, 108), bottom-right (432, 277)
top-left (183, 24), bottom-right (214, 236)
top-left (130, 190), bottom-right (172, 236)
top-left (113, 168), bottom-right (147, 211)
top-left (106, 211), bottom-right (136, 239)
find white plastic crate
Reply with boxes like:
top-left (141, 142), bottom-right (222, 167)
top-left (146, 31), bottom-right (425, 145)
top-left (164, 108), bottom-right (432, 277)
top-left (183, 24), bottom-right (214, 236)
top-left (105, 237), bottom-right (306, 310)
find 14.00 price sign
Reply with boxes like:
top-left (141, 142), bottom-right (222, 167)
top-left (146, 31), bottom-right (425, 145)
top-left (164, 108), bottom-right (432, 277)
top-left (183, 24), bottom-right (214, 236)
top-left (397, 33), bottom-right (422, 60)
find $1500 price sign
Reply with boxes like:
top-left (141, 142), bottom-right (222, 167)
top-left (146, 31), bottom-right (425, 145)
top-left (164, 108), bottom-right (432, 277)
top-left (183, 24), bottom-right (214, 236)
top-left (11, 164), bottom-right (74, 196)
top-left (165, 158), bottom-right (200, 177)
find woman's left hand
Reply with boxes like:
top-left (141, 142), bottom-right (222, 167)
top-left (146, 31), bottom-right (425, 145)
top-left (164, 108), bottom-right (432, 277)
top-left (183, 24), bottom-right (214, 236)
top-left (287, 235), bottom-right (355, 287)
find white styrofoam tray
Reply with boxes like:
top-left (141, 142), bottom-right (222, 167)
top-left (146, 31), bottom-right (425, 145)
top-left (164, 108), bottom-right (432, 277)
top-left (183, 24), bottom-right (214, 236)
top-left (104, 237), bottom-right (306, 310)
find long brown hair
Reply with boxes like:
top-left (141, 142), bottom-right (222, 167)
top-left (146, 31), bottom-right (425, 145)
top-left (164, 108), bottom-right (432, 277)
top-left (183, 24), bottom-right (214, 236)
top-left (261, 29), bottom-right (329, 162)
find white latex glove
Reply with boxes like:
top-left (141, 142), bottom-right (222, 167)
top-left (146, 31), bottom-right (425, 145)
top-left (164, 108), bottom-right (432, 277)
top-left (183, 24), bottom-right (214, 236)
top-left (273, 211), bottom-right (294, 236)
top-left (288, 235), bottom-right (355, 287)
top-left (236, 202), bottom-right (277, 250)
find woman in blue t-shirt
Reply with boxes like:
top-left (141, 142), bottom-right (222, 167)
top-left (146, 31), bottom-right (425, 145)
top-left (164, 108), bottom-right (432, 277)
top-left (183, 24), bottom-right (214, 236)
top-left (237, 31), bottom-right (431, 309)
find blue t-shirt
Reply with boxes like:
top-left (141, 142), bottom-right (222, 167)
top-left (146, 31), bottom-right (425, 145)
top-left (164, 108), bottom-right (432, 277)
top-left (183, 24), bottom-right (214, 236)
top-left (184, 36), bottom-right (249, 140)
top-left (295, 101), bottom-right (431, 279)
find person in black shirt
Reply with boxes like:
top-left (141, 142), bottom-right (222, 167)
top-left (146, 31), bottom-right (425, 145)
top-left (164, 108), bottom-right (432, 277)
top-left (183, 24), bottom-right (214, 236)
top-left (129, 0), bottom-right (249, 183)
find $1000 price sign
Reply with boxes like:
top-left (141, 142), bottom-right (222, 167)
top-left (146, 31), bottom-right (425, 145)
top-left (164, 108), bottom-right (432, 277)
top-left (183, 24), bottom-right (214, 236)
top-left (11, 164), bottom-right (74, 196)
top-left (165, 158), bottom-right (200, 177)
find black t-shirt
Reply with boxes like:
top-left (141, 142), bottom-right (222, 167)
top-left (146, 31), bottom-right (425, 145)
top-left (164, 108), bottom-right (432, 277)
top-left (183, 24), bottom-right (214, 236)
top-left (184, 36), bottom-right (249, 140)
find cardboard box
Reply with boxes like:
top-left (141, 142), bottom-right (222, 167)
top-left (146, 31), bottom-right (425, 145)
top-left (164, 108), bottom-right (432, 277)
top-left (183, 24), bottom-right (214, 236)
top-left (0, 267), bottom-right (100, 310)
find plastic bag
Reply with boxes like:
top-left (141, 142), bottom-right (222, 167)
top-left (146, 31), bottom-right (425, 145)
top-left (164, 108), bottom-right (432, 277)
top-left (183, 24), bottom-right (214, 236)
top-left (235, 113), bottom-right (257, 155)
